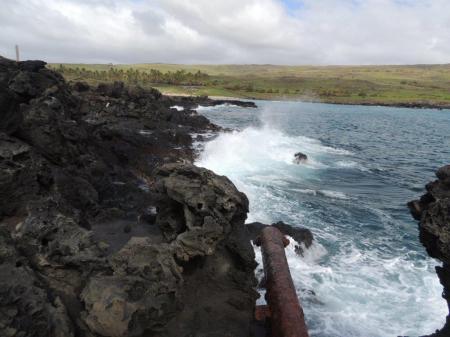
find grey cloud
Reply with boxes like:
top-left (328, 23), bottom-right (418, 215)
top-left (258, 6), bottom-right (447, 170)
top-left (0, 0), bottom-right (449, 64)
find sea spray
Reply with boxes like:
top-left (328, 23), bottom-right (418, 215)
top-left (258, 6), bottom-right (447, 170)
top-left (195, 100), bottom-right (447, 337)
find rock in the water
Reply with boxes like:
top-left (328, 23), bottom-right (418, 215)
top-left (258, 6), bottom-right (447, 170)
top-left (294, 152), bottom-right (308, 164)
top-left (247, 221), bottom-right (313, 255)
top-left (409, 165), bottom-right (450, 336)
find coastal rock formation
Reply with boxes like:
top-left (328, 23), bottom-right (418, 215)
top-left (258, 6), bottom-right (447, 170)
top-left (154, 163), bottom-right (250, 259)
top-left (408, 165), bottom-right (450, 337)
top-left (0, 56), bottom-right (257, 337)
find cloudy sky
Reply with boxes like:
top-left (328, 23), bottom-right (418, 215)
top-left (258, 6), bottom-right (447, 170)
top-left (1, 0), bottom-right (449, 65)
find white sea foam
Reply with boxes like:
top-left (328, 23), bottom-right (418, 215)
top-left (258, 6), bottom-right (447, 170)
top-left (318, 190), bottom-right (350, 200)
top-left (292, 188), bottom-right (350, 200)
top-left (190, 131), bottom-right (217, 153)
top-left (197, 126), bottom-right (342, 173)
top-left (336, 160), bottom-right (370, 172)
top-left (170, 105), bottom-right (184, 111)
top-left (195, 103), bottom-right (240, 112)
top-left (195, 114), bottom-right (446, 337)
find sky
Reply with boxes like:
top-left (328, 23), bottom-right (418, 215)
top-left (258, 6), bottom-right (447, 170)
top-left (0, 0), bottom-right (449, 65)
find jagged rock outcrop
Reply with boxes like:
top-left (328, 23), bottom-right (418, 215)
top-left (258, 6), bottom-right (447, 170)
top-left (409, 165), bottom-right (450, 337)
top-left (153, 163), bottom-right (258, 336)
top-left (0, 56), bottom-right (257, 337)
top-left (154, 163), bottom-right (249, 259)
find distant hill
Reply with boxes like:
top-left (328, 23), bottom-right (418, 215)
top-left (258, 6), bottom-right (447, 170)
top-left (49, 63), bottom-right (450, 108)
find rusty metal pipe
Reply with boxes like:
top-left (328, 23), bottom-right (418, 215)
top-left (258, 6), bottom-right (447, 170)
top-left (258, 226), bottom-right (310, 337)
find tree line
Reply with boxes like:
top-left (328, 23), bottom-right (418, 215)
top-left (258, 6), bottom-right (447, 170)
top-left (53, 64), bottom-right (210, 86)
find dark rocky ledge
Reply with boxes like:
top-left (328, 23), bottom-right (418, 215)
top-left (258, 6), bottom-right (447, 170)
top-left (0, 56), bottom-right (259, 337)
top-left (408, 165), bottom-right (450, 337)
top-left (166, 94), bottom-right (258, 110)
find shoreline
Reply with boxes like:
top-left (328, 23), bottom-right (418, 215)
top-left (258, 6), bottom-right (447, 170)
top-left (164, 91), bottom-right (450, 110)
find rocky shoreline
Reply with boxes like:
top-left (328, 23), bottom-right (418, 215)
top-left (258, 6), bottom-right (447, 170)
top-left (165, 93), bottom-right (450, 111)
top-left (279, 98), bottom-right (450, 110)
top-left (409, 166), bottom-right (450, 336)
top-left (4, 53), bottom-right (445, 337)
top-left (0, 56), bottom-right (267, 337)
top-left (0, 55), bottom-right (317, 337)
top-left (325, 100), bottom-right (450, 111)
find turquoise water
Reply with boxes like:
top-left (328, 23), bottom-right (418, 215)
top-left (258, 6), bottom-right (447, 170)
top-left (195, 101), bottom-right (450, 337)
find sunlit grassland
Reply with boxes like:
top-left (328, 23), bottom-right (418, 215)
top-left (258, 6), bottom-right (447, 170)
top-left (49, 63), bottom-right (450, 106)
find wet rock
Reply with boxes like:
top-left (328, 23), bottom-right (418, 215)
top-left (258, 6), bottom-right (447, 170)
top-left (409, 165), bottom-right (450, 336)
top-left (247, 221), bottom-right (313, 255)
top-left (294, 152), bottom-right (308, 164)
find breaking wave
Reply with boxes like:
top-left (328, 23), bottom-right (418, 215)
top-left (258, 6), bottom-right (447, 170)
top-left (195, 101), bottom-right (447, 337)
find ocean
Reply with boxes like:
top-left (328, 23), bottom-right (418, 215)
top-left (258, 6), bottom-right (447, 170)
top-left (195, 100), bottom-right (450, 337)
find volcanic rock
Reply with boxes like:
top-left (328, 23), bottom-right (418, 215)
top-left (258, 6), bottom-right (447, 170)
top-left (409, 164), bottom-right (450, 336)
top-left (0, 55), bottom-right (258, 337)
top-left (294, 152), bottom-right (308, 164)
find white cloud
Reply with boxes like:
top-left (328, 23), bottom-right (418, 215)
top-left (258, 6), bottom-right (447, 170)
top-left (0, 0), bottom-right (449, 65)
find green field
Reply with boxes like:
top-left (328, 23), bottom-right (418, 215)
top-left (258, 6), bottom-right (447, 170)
top-left (49, 63), bottom-right (450, 107)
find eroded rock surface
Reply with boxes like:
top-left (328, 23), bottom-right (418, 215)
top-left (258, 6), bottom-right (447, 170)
top-left (0, 56), bottom-right (257, 337)
top-left (408, 165), bottom-right (450, 337)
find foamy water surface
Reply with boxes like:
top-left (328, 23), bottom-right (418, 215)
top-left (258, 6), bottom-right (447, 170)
top-left (195, 101), bottom-right (450, 337)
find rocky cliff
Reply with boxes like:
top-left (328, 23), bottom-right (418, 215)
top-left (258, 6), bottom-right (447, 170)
top-left (409, 165), bottom-right (450, 337)
top-left (0, 56), bottom-right (258, 337)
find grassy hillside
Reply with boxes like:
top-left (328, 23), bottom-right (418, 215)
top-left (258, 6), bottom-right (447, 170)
top-left (48, 63), bottom-right (450, 107)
